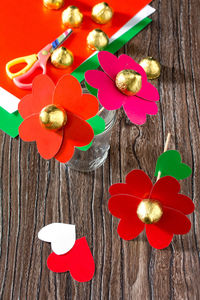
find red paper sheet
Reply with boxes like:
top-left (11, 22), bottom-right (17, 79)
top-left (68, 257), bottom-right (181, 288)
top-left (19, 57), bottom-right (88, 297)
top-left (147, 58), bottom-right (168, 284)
top-left (0, 0), bottom-right (151, 99)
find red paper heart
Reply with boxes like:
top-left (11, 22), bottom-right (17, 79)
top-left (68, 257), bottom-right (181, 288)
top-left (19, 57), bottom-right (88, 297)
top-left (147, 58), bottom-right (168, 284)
top-left (47, 237), bottom-right (95, 282)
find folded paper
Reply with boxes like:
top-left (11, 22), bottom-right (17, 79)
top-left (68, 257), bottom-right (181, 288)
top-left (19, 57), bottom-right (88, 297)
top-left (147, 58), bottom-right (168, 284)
top-left (18, 74), bottom-right (99, 162)
top-left (108, 169), bottom-right (194, 249)
top-left (85, 51), bottom-right (159, 125)
top-left (155, 150), bottom-right (192, 180)
top-left (38, 223), bottom-right (76, 255)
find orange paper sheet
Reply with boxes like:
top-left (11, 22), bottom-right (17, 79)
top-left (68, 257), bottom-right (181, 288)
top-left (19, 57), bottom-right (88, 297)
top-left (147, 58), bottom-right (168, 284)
top-left (0, 0), bottom-right (151, 99)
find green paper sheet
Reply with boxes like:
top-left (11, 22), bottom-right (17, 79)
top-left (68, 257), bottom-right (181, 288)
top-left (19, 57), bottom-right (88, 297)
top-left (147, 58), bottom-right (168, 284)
top-left (72, 17), bottom-right (152, 82)
top-left (0, 107), bottom-right (23, 138)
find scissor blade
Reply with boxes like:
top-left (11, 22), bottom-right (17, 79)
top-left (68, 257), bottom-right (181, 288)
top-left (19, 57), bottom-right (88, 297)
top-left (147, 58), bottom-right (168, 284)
top-left (51, 29), bottom-right (73, 52)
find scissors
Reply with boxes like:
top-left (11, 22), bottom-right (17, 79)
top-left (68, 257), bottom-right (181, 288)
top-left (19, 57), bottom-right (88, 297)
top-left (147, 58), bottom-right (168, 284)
top-left (6, 29), bottom-right (72, 90)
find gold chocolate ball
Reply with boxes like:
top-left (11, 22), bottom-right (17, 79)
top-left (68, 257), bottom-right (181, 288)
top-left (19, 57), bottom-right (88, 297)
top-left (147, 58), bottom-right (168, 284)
top-left (139, 57), bottom-right (161, 80)
top-left (87, 29), bottom-right (109, 51)
top-left (91, 2), bottom-right (113, 24)
top-left (39, 104), bottom-right (67, 130)
top-left (137, 199), bottom-right (163, 224)
top-left (115, 69), bottom-right (142, 96)
top-left (51, 47), bottom-right (73, 69)
top-left (43, 0), bottom-right (64, 10)
top-left (62, 6), bottom-right (83, 27)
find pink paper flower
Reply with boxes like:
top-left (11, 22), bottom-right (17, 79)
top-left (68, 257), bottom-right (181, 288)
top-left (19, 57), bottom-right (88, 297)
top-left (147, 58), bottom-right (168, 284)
top-left (85, 51), bottom-right (159, 125)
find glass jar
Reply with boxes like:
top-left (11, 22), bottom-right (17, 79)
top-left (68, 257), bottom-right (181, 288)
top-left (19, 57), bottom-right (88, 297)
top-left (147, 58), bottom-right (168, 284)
top-left (67, 109), bottom-right (116, 172)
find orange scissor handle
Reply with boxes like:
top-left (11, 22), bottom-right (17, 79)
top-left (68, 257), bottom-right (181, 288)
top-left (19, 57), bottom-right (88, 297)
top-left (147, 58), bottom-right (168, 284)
top-left (6, 54), bottom-right (38, 79)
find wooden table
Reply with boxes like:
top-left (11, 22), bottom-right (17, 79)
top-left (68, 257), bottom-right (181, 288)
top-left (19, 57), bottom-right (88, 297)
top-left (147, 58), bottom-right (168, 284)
top-left (0, 0), bottom-right (200, 299)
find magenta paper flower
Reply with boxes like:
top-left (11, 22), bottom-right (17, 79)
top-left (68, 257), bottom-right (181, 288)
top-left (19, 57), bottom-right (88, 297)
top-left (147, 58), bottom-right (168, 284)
top-left (85, 51), bottom-right (159, 125)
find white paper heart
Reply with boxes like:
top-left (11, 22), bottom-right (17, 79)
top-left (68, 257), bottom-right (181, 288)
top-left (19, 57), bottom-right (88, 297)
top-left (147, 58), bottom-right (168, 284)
top-left (38, 223), bottom-right (76, 255)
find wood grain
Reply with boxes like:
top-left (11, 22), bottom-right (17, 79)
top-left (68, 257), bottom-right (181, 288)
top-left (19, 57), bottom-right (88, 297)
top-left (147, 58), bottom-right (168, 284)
top-left (0, 0), bottom-right (200, 299)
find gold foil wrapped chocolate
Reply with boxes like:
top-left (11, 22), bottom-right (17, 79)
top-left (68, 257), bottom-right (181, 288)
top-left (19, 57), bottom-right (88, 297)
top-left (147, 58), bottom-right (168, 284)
top-left (91, 2), bottom-right (113, 24)
top-left (62, 6), bottom-right (83, 27)
top-left (139, 57), bottom-right (161, 80)
top-left (51, 47), bottom-right (73, 69)
top-left (39, 104), bottom-right (67, 130)
top-left (137, 199), bottom-right (163, 224)
top-left (87, 29), bottom-right (109, 51)
top-left (115, 69), bottom-right (142, 96)
top-left (43, 0), bottom-right (64, 10)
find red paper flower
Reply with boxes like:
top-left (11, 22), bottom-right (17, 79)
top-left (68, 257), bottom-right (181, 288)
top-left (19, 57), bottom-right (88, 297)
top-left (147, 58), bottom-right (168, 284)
top-left (108, 170), bottom-right (194, 249)
top-left (18, 74), bottom-right (99, 163)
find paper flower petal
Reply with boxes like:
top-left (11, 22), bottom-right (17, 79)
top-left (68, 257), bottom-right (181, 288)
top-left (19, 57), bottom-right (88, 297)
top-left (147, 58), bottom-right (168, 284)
top-left (19, 114), bottom-right (63, 159)
top-left (38, 223), bottom-right (76, 255)
top-left (155, 150), bottom-right (192, 180)
top-left (18, 114), bottom-right (39, 142)
top-left (98, 82), bottom-right (125, 110)
top-left (174, 194), bottom-right (195, 215)
top-left (86, 69), bottom-right (124, 111)
top-left (125, 170), bottom-right (153, 199)
top-left (117, 217), bottom-right (145, 240)
top-left (136, 81), bottom-right (160, 102)
top-left (47, 237), bottom-right (95, 282)
top-left (85, 70), bottom-right (113, 90)
top-left (123, 97), bottom-right (158, 125)
top-left (150, 176), bottom-right (180, 203)
top-left (32, 75), bottom-right (55, 109)
top-left (98, 51), bottom-right (122, 80)
top-left (18, 94), bottom-right (35, 119)
top-left (54, 75), bottom-right (99, 120)
top-left (158, 207), bottom-right (191, 234)
top-left (19, 75), bottom-right (55, 118)
top-left (55, 112), bottom-right (94, 163)
top-left (77, 116), bottom-right (105, 151)
top-left (55, 140), bottom-right (75, 163)
top-left (108, 194), bottom-right (141, 219)
top-left (118, 54), bottom-right (147, 79)
top-left (150, 176), bottom-right (194, 215)
top-left (146, 224), bottom-right (173, 249)
top-left (109, 183), bottom-right (137, 196)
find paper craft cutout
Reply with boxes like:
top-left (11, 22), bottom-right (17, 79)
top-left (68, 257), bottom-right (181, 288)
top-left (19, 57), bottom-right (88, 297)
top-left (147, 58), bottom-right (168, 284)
top-left (0, 108), bottom-right (23, 138)
top-left (155, 150), bottom-right (192, 180)
top-left (108, 170), bottom-right (194, 249)
top-left (47, 237), bottom-right (95, 281)
top-left (0, 0), bottom-right (153, 100)
top-left (77, 115), bottom-right (105, 151)
top-left (38, 223), bottom-right (76, 255)
top-left (0, 87), bottom-right (20, 113)
top-left (85, 52), bottom-right (159, 125)
top-left (18, 74), bottom-right (98, 162)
